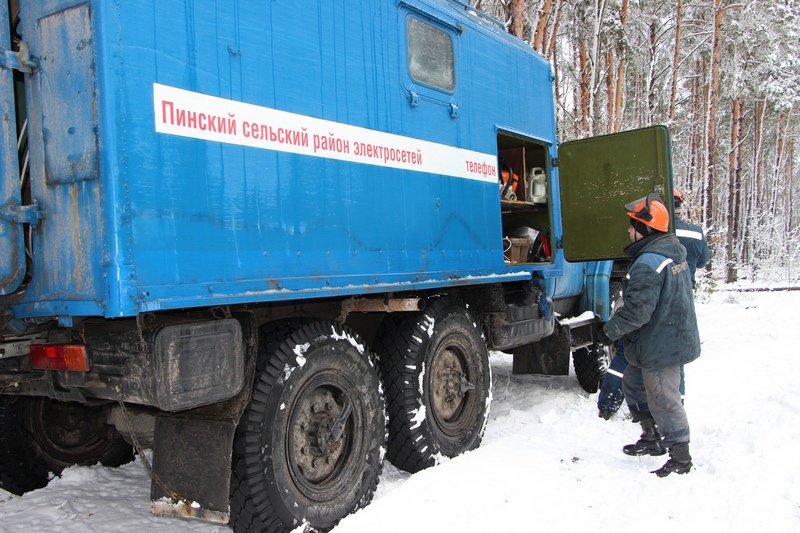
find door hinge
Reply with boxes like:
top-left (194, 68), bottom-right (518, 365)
top-left (0, 42), bottom-right (38, 73)
top-left (408, 86), bottom-right (420, 107)
top-left (0, 203), bottom-right (46, 225)
top-left (551, 157), bottom-right (559, 168)
top-left (449, 100), bottom-right (459, 118)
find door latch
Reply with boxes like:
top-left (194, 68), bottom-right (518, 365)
top-left (0, 42), bottom-right (38, 73)
top-left (0, 203), bottom-right (46, 225)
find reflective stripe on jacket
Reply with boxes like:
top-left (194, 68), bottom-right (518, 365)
top-left (675, 216), bottom-right (710, 287)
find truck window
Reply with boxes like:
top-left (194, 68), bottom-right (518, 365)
top-left (407, 17), bottom-right (455, 92)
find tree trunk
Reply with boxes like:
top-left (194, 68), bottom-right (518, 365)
top-left (753, 100), bottom-right (765, 220)
top-left (788, 140), bottom-right (795, 235)
top-left (606, 48), bottom-right (615, 134)
top-left (776, 112), bottom-right (786, 231)
top-left (579, 40), bottom-right (591, 135)
top-left (647, 19), bottom-right (658, 125)
top-left (533, 0), bottom-right (554, 54)
top-left (613, 0), bottom-right (628, 133)
top-left (686, 58), bottom-right (705, 202)
top-left (668, 0), bottom-right (684, 125)
top-left (750, 99), bottom-right (768, 275)
top-left (735, 99), bottom-right (746, 275)
top-left (726, 98), bottom-right (740, 283)
top-left (776, 108), bottom-right (795, 235)
top-left (704, 0), bottom-right (723, 236)
top-left (509, 0), bottom-right (525, 40)
top-left (545, 0), bottom-right (564, 61)
top-left (589, 0), bottom-right (607, 135)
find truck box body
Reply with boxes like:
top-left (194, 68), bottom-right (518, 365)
top-left (1, 0), bottom-right (575, 321)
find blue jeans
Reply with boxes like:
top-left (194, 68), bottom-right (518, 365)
top-left (597, 339), bottom-right (685, 415)
top-left (622, 364), bottom-right (690, 448)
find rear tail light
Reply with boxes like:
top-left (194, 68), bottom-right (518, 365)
top-left (30, 344), bottom-right (91, 372)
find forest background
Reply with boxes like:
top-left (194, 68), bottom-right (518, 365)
top-left (472, 0), bottom-right (800, 284)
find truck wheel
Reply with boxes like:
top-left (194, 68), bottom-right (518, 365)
top-left (609, 281), bottom-right (624, 317)
top-left (0, 397), bottom-right (49, 495)
top-left (573, 280), bottom-right (623, 394)
top-left (0, 397), bottom-right (134, 495)
top-left (229, 320), bottom-right (385, 532)
top-left (374, 296), bottom-right (491, 473)
top-left (573, 344), bottom-right (611, 394)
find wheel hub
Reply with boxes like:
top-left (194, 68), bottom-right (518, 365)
top-left (291, 388), bottom-right (350, 484)
top-left (431, 348), bottom-right (471, 422)
top-left (31, 399), bottom-right (108, 464)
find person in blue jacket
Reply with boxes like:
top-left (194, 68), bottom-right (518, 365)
top-left (596, 194), bottom-right (701, 476)
top-left (597, 189), bottom-right (709, 420)
top-left (673, 188), bottom-right (710, 288)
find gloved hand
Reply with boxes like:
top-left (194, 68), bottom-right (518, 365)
top-left (596, 327), bottom-right (613, 346)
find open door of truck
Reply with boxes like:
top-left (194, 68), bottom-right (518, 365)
top-left (0, 3), bottom-right (26, 296)
top-left (558, 125), bottom-right (675, 262)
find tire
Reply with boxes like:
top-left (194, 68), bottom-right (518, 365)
top-left (0, 396), bottom-right (134, 495)
top-left (374, 296), bottom-right (491, 473)
top-left (0, 397), bottom-right (49, 495)
top-left (609, 281), bottom-right (624, 317)
top-left (573, 280), bottom-right (624, 394)
top-left (229, 320), bottom-right (385, 533)
top-left (572, 344), bottom-right (611, 394)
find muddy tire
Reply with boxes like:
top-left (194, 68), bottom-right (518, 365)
top-left (374, 296), bottom-right (491, 473)
top-left (229, 320), bottom-right (385, 532)
top-left (0, 397), bottom-right (49, 495)
top-left (573, 344), bottom-right (611, 394)
top-left (573, 280), bottom-right (623, 394)
top-left (0, 397), bottom-right (134, 495)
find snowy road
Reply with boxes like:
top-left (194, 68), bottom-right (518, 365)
top-left (1, 289), bottom-right (799, 532)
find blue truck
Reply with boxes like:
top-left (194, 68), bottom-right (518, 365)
top-left (0, 0), bottom-right (674, 530)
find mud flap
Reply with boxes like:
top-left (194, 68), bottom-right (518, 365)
top-left (149, 311), bottom-right (257, 524)
top-left (149, 415), bottom-right (235, 524)
top-left (511, 315), bottom-right (599, 375)
top-left (511, 322), bottom-right (571, 375)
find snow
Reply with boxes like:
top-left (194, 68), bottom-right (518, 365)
top-left (2, 288), bottom-right (799, 532)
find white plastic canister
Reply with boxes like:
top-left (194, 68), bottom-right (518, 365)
top-left (527, 167), bottom-right (547, 204)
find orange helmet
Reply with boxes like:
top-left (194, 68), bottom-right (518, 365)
top-left (673, 188), bottom-right (684, 208)
top-left (625, 193), bottom-right (669, 233)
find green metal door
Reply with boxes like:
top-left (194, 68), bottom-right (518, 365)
top-left (559, 125), bottom-right (674, 262)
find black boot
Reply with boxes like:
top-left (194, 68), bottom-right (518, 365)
top-left (652, 443), bottom-right (692, 477)
top-left (623, 418), bottom-right (666, 456)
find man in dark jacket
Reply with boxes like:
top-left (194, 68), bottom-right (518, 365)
top-left (596, 194), bottom-right (701, 477)
top-left (673, 188), bottom-right (710, 288)
top-left (596, 188), bottom-right (708, 419)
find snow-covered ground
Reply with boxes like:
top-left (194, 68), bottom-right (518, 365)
top-left (1, 288), bottom-right (799, 532)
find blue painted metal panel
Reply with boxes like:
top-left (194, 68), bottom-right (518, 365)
top-left (4, 0), bottom-right (570, 321)
top-left (542, 255), bottom-right (585, 301)
top-left (38, 3), bottom-right (98, 184)
top-left (0, 2), bottom-right (25, 295)
top-left (581, 260), bottom-right (614, 321)
top-left (4, 0), bottom-right (108, 321)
